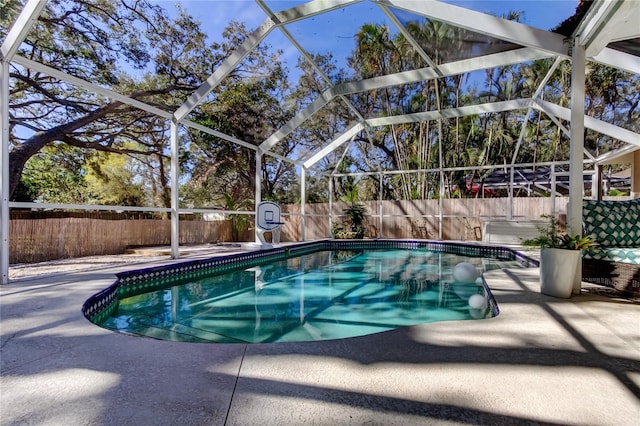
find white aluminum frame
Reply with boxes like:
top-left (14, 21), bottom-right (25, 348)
top-left (1, 0), bottom-right (639, 284)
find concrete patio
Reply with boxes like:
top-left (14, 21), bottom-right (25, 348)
top-left (1, 249), bottom-right (639, 425)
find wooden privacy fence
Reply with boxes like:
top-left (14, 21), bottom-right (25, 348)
top-left (295, 197), bottom-right (568, 241)
top-left (10, 197), bottom-right (569, 264)
top-left (10, 218), bottom-right (234, 264)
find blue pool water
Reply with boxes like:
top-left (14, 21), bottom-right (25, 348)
top-left (98, 249), bottom-right (520, 343)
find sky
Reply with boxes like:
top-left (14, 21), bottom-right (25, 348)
top-left (152, 1), bottom-right (579, 42)
top-left (153, 1), bottom-right (579, 33)
top-left (151, 0), bottom-right (579, 85)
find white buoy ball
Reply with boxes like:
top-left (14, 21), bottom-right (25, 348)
top-left (453, 262), bottom-right (478, 283)
top-left (468, 294), bottom-right (488, 309)
top-left (467, 306), bottom-right (485, 319)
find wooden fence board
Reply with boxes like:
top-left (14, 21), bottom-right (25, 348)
top-left (8, 197), bottom-right (579, 263)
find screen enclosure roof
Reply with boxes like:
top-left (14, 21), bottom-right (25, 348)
top-left (2, 0), bottom-right (639, 170)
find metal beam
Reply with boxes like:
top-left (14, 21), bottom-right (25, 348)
top-left (0, 0), bottom-right (46, 284)
top-left (594, 143), bottom-right (640, 164)
top-left (260, 90), bottom-right (333, 152)
top-left (303, 123), bottom-right (363, 168)
top-left (534, 99), bottom-right (640, 148)
top-left (541, 110), bottom-right (571, 138)
top-left (0, 0), bottom-right (46, 62)
top-left (377, 0), bottom-right (568, 57)
top-left (1, 61), bottom-right (9, 284)
top-left (532, 57), bottom-right (564, 100)
top-left (254, 151), bottom-right (262, 243)
top-left (262, 47), bottom-right (549, 154)
top-left (330, 160), bottom-right (577, 177)
top-left (273, 0), bottom-right (363, 24)
top-left (568, 40), bottom-right (585, 295)
top-left (8, 202), bottom-right (170, 212)
top-left (591, 47), bottom-right (640, 75)
top-left (333, 68), bottom-right (439, 96)
top-left (183, 119), bottom-right (257, 152)
top-left (170, 121), bottom-right (180, 259)
top-left (13, 56), bottom-right (172, 118)
top-left (300, 166), bottom-right (306, 241)
top-left (377, 2), bottom-right (441, 73)
top-left (511, 109), bottom-right (532, 165)
top-left (438, 48), bottom-right (555, 77)
top-left (367, 99), bottom-right (532, 127)
top-left (575, 0), bottom-right (638, 57)
top-left (173, 18), bottom-right (277, 122)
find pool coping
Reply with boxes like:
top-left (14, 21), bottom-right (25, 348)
top-left (2, 241), bottom-right (638, 425)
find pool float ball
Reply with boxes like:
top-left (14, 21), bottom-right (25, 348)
top-left (467, 306), bottom-right (486, 319)
top-left (453, 262), bottom-right (478, 283)
top-left (468, 294), bottom-right (488, 309)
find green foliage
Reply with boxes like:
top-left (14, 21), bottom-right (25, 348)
top-left (5, 5), bottom-right (639, 208)
top-left (223, 193), bottom-right (253, 242)
top-left (84, 150), bottom-right (145, 206)
top-left (558, 234), bottom-right (598, 251)
top-left (522, 215), bottom-right (596, 250)
top-left (5, 0), bottom-right (219, 200)
top-left (333, 187), bottom-right (368, 239)
top-left (18, 145), bottom-right (89, 203)
top-left (608, 188), bottom-right (628, 197)
top-left (343, 203), bottom-right (367, 229)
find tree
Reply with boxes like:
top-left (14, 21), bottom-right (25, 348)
top-left (181, 21), bottom-right (297, 207)
top-left (84, 148), bottom-right (145, 206)
top-left (4, 0), bottom-right (217, 200)
top-left (16, 144), bottom-right (89, 203)
top-left (288, 53), bottom-right (352, 203)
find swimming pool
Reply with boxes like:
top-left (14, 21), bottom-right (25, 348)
top-left (83, 241), bottom-right (536, 343)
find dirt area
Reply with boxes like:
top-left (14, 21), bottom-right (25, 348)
top-left (8, 253), bottom-right (170, 280)
top-left (8, 243), bottom-right (250, 281)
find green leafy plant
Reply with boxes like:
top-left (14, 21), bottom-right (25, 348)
top-left (522, 215), bottom-right (596, 250)
top-left (332, 188), bottom-right (369, 239)
top-left (607, 188), bottom-right (628, 197)
top-left (332, 203), bottom-right (368, 239)
top-left (223, 193), bottom-right (253, 242)
top-left (343, 203), bottom-right (366, 228)
top-left (558, 234), bottom-right (597, 250)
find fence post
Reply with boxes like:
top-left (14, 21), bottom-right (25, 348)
top-left (1, 62), bottom-right (9, 284)
top-left (378, 171), bottom-right (383, 238)
top-left (301, 167), bottom-right (306, 241)
top-left (170, 121), bottom-right (180, 258)
top-left (328, 177), bottom-right (333, 238)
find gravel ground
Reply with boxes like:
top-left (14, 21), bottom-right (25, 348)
top-left (8, 253), bottom-right (170, 280)
top-left (7, 243), bottom-right (249, 281)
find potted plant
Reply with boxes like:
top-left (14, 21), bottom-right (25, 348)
top-left (523, 216), bottom-right (596, 298)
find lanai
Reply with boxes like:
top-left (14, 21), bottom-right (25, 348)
top-left (1, 0), bottom-right (639, 284)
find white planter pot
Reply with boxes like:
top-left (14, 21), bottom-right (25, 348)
top-left (540, 247), bottom-right (581, 298)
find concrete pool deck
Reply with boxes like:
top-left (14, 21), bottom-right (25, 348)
top-left (1, 247), bottom-right (639, 425)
